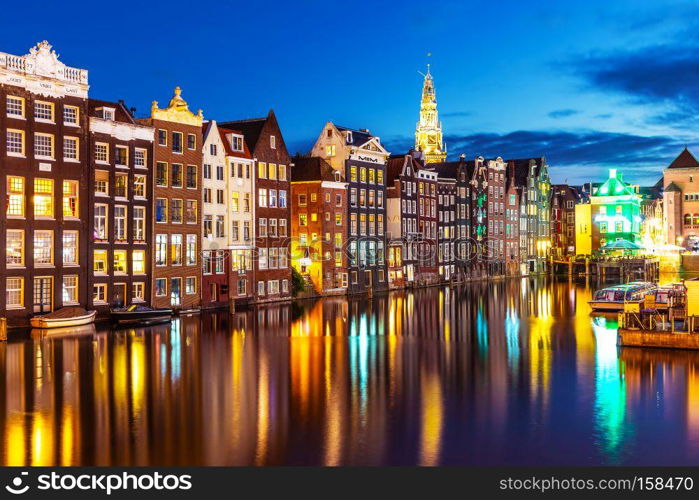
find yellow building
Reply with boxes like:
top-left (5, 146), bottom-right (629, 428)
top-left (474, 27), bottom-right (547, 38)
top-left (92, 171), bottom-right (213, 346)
top-left (415, 65), bottom-right (446, 164)
top-left (575, 203), bottom-right (592, 255)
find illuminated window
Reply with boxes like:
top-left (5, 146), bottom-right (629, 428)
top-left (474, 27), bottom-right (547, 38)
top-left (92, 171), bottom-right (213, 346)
top-left (171, 163), bottom-right (183, 187)
top-left (187, 234), bottom-right (197, 265)
top-left (133, 206), bottom-right (146, 241)
top-left (114, 206), bottom-right (127, 240)
top-left (95, 142), bottom-right (109, 163)
top-left (279, 219), bottom-right (287, 236)
top-left (185, 276), bottom-right (196, 294)
top-left (335, 213), bottom-right (342, 226)
top-left (94, 249), bottom-right (108, 273)
top-left (350, 166), bottom-right (357, 182)
top-left (34, 133), bottom-right (54, 158)
top-left (63, 136), bottom-right (78, 160)
top-left (155, 234), bottom-right (167, 266)
top-left (258, 161), bottom-right (267, 179)
top-left (299, 213), bottom-right (307, 226)
top-left (95, 170), bottom-right (109, 195)
top-left (134, 148), bottom-right (146, 167)
top-left (6, 230), bottom-right (24, 267)
top-left (279, 165), bottom-right (287, 181)
top-left (62, 276), bottom-right (78, 304)
top-left (34, 230), bottom-right (53, 265)
top-left (63, 231), bottom-right (78, 265)
top-left (326, 144), bottom-right (336, 157)
top-left (34, 101), bottom-right (54, 121)
top-left (115, 145), bottom-right (128, 166)
top-left (62, 180), bottom-right (79, 218)
top-left (33, 178), bottom-right (54, 217)
top-left (133, 282), bottom-right (145, 302)
top-left (269, 163), bottom-right (277, 180)
top-left (6, 96), bottom-right (24, 117)
top-left (6, 129), bottom-right (24, 155)
top-left (94, 204), bottom-right (108, 239)
top-left (156, 162), bottom-right (167, 186)
top-left (7, 176), bottom-right (24, 217)
top-left (377, 169), bottom-right (383, 185)
top-left (259, 188), bottom-right (267, 207)
top-left (171, 234), bottom-right (183, 265)
top-left (114, 250), bottom-right (127, 274)
top-left (134, 175), bottom-right (146, 198)
top-left (6, 278), bottom-right (24, 309)
top-left (93, 283), bottom-right (107, 304)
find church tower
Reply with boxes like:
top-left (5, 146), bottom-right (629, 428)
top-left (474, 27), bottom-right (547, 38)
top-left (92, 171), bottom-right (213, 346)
top-left (415, 65), bottom-right (446, 163)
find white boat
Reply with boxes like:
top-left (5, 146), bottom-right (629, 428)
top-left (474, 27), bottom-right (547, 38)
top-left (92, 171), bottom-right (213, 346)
top-left (588, 282), bottom-right (657, 311)
top-left (30, 307), bottom-right (97, 329)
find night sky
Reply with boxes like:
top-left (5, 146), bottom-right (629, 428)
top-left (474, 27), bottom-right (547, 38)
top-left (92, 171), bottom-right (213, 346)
top-left (2, 0), bottom-right (697, 185)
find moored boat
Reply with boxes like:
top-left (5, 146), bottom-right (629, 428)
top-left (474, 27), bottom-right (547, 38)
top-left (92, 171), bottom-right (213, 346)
top-left (588, 282), bottom-right (657, 311)
top-left (31, 323), bottom-right (97, 339)
top-left (30, 307), bottom-right (97, 329)
top-left (111, 305), bottom-right (173, 325)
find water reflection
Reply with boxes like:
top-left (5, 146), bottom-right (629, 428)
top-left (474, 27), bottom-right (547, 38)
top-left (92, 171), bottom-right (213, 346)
top-left (1, 277), bottom-right (699, 465)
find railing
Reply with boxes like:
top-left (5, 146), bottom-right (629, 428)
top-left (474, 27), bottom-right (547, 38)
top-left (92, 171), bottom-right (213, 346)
top-left (0, 51), bottom-right (88, 84)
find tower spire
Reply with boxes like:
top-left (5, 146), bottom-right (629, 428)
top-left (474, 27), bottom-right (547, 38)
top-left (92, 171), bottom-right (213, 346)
top-left (415, 64), bottom-right (446, 163)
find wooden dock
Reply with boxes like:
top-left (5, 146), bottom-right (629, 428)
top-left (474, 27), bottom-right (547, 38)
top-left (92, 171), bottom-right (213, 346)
top-left (551, 257), bottom-right (659, 281)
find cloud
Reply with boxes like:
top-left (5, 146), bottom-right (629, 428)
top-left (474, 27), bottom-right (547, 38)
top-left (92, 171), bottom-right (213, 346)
top-left (385, 129), bottom-right (686, 184)
top-left (441, 110), bottom-right (472, 118)
top-left (548, 109), bottom-right (579, 119)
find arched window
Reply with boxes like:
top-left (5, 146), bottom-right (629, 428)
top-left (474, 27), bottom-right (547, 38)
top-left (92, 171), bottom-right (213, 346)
top-left (693, 214), bottom-right (699, 225)
top-left (685, 214), bottom-right (692, 226)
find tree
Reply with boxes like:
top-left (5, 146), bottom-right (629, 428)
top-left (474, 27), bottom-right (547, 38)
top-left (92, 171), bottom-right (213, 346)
top-left (291, 267), bottom-right (306, 297)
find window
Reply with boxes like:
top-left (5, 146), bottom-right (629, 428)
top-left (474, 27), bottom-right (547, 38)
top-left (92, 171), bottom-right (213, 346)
top-left (158, 129), bottom-right (167, 146)
top-left (279, 218), bottom-right (287, 236)
top-left (270, 135), bottom-right (276, 149)
top-left (210, 144), bottom-right (217, 156)
top-left (237, 278), bottom-right (247, 296)
top-left (34, 133), bottom-right (54, 158)
top-left (96, 107), bottom-right (115, 120)
top-left (298, 194), bottom-right (307, 206)
top-left (282, 279), bottom-right (289, 294)
top-left (203, 251), bottom-right (213, 274)
top-left (34, 230), bottom-right (53, 265)
top-left (326, 144), bottom-right (336, 157)
top-left (94, 142), bottom-right (108, 162)
top-left (204, 164), bottom-right (211, 179)
top-left (186, 234), bottom-right (197, 265)
top-left (155, 234), bottom-right (167, 266)
top-left (94, 204), bottom-right (108, 239)
top-left (335, 213), bottom-right (342, 226)
top-left (269, 218), bottom-right (277, 237)
top-left (93, 284), bottom-right (107, 304)
top-left (63, 231), bottom-right (78, 265)
top-left (259, 218), bottom-right (267, 238)
top-left (172, 132), bottom-right (183, 153)
top-left (155, 278), bottom-right (167, 296)
top-left (204, 216), bottom-right (213, 237)
top-left (299, 214), bottom-right (307, 226)
top-left (216, 165), bottom-right (224, 181)
top-left (134, 175), bottom-right (146, 198)
top-left (6, 96), bottom-right (24, 118)
top-left (156, 162), bottom-right (168, 186)
top-left (268, 280), bottom-right (279, 294)
top-left (186, 165), bottom-right (197, 188)
top-left (171, 235), bottom-right (183, 265)
top-left (171, 199), bottom-right (183, 223)
top-left (7, 129), bottom-right (24, 155)
top-left (63, 136), bottom-right (78, 160)
top-left (114, 250), bottom-right (127, 274)
top-left (95, 170), bottom-right (109, 195)
top-left (155, 198), bottom-right (167, 223)
top-left (269, 163), bottom-right (277, 180)
top-left (6, 278), bottom-right (23, 309)
top-left (231, 220), bottom-right (239, 241)
top-left (215, 216), bottom-right (225, 238)
top-left (114, 206), bottom-right (127, 240)
top-left (231, 135), bottom-right (244, 151)
top-left (186, 200), bottom-right (197, 224)
top-left (258, 162), bottom-right (267, 179)
top-left (257, 281), bottom-right (265, 296)
top-left (115, 146), bottom-right (128, 166)
top-left (186, 277), bottom-right (196, 294)
top-left (279, 190), bottom-right (287, 208)
top-left (133, 282), bottom-right (145, 302)
top-left (259, 248), bottom-right (268, 269)
top-left (93, 249), bottom-right (108, 273)
top-left (34, 179), bottom-right (54, 217)
top-left (269, 189), bottom-right (277, 207)
top-left (132, 206), bottom-right (146, 241)
top-left (215, 251), bottom-right (225, 273)
top-left (62, 180), bottom-right (79, 218)
top-left (171, 164), bottom-right (183, 187)
top-left (35, 101), bottom-right (54, 121)
top-left (259, 188), bottom-right (267, 207)
top-left (63, 105), bottom-right (78, 125)
top-left (204, 188), bottom-right (212, 203)
top-left (6, 230), bottom-right (24, 267)
top-left (187, 134), bottom-right (196, 150)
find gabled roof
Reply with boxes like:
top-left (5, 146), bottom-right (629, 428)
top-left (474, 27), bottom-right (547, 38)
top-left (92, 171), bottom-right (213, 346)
top-left (219, 110), bottom-right (276, 153)
top-left (665, 181), bottom-right (682, 193)
top-left (506, 157), bottom-right (547, 186)
top-left (667, 147), bottom-right (699, 169)
top-left (594, 169), bottom-right (636, 197)
top-left (292, 156), bottom-right (343, 183)
top-left (88, 98), bottom-right (136, 124)
top-left (334, 125), bottom-right (373, 147)
top-left (430, 160), bottom-right (468, 180)
top-left (218, 126), bottom-right (252, 159)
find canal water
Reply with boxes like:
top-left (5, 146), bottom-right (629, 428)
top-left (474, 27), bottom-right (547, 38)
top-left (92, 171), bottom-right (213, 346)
top-left (2, 275), bottom-right (699, 466)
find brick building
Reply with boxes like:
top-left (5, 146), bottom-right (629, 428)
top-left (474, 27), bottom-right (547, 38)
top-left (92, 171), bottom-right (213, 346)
top-left (505, 163), bottom-right (521, 274)
top-left (550, 184), bottom-right (579, 258)
top-left (220, 111), bottom-right (292, 303)
top-left (139, 87), bottom-right (203, 310)
top-left (88, 99), bottom-right (154, 314)
top-left (0, 41), bottom-right (90, 325)
top-left (290, 156), bottom-right (348, 294)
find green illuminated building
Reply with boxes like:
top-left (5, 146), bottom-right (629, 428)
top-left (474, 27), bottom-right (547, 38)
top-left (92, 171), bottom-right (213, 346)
top-left (590, 169), bottom-right (641, 251)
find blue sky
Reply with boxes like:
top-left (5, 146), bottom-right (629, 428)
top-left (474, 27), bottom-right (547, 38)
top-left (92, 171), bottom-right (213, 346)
top-left (2, 0), bottom-right (698, 184)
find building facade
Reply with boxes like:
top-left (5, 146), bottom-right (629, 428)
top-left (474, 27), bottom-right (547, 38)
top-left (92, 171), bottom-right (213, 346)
top-left (220, 111), bottom-right (292, 303)
top-left (0, 41), bottom-right (90, 325)
top-left (140, 87), bottom-right (203, 310)
top-left (590, 169), bottom-right (641, 252)
top-left (88, 99), bottom-right (154, 314)
top-left (310, 123), bottom-right (389, 294)
top-left (663, 148), bottom-right (699, 248)
top-left (290, 156), bottom-right (348, 294)
top-left (550, 184), bottom-right (578, 258)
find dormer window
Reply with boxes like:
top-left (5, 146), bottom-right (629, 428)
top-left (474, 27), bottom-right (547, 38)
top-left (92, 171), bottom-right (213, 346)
top-left (327, 128), bottom-right (333, 137)
top-left (96, 107), bottom-right (115, 120)
top-left (346, 131), bottom-right (353, 144)
top-left (334, 171), bottom-right (341, 182)
top-left (230, 134), bottom-right (244, 152)
top-left (270, 135), bottom-right (276, 149)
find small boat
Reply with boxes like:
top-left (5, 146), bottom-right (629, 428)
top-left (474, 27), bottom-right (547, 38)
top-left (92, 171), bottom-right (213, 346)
top-left (588, 282), bottom-right (657, 311)
top-left (30, 307), bottom-right (97, 329)
top-left (651, 283), bottom-right (687, 311)
top-left (111, 304), bottom-right (173, 325)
